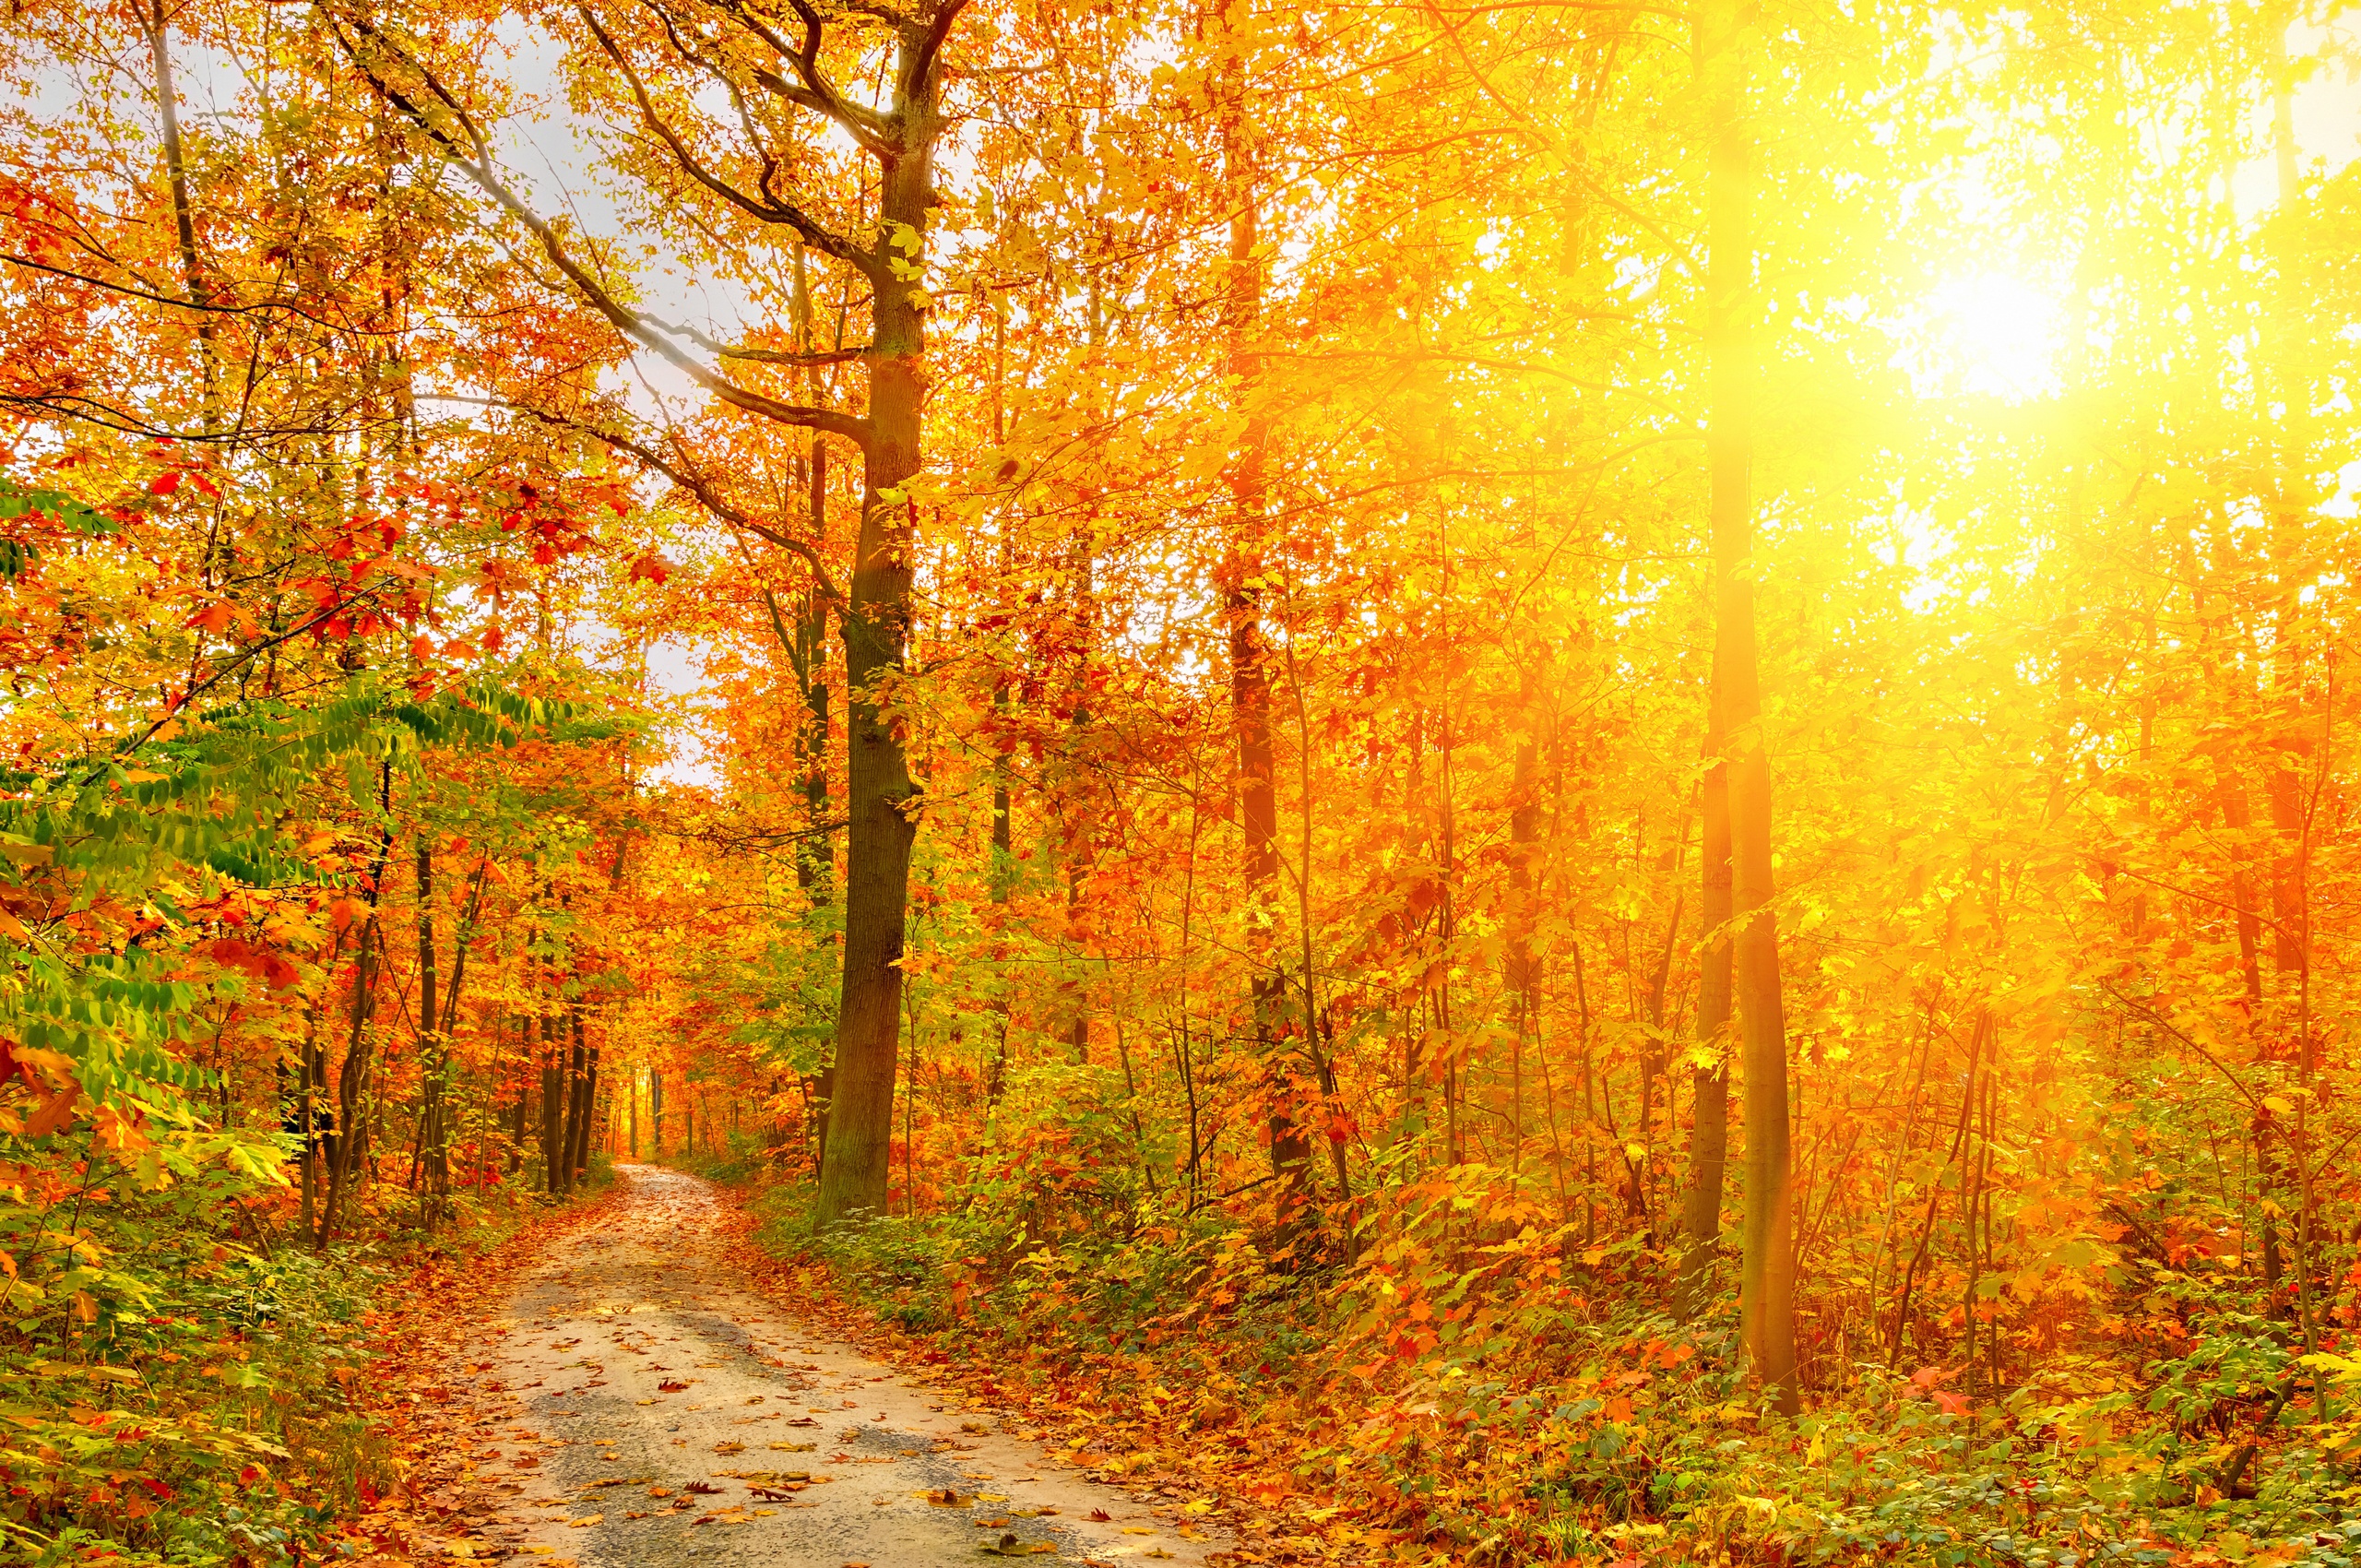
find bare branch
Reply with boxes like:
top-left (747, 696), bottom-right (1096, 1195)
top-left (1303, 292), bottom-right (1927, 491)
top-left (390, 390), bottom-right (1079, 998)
top-left (324, 9), bottom-right (871, 450)
top-left (577, 6), bottom-right (878, 276)
top-left (652, 318), bottom-right (870, 365)
top-left (709, 0), bottom-right (896, 155)
top-left (4, 252), bottom-right (397, 340)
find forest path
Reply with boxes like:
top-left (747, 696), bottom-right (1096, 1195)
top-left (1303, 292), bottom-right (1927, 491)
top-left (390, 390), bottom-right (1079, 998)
top-left (446, 1166), bottom-right (1226, 1568)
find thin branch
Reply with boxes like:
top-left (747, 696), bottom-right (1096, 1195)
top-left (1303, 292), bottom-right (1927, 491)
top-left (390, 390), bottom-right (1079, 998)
top-left (434, 394), bottom-right (843, 603)
top-left (714, 0), bottom-right (896, 154)
top-left (326, 10), bottom-right (871, 450)
top-left (2099, 982), bottom-right (2263, 1112)
top-left (655, 319), bottom-right (871, 365)
top-left (85, 588), bottom-right (391, 785)
top-left (1416, 0), bottom-right (1698, 279)
top-left (576, 6), bottom-right (877, 276)
top-left (2, 254), bottom-right (395, 339)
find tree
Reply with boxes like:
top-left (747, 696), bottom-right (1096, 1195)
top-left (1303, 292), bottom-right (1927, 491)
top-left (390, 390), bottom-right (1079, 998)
top-left (327, 0), bottom-right (971, 1224)
top-left (1697, 0), bottom-right (1797, 1413)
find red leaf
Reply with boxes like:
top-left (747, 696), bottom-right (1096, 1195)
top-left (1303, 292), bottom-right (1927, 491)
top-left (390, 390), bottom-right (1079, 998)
top-left (148, 471), bottom-right (182, 497)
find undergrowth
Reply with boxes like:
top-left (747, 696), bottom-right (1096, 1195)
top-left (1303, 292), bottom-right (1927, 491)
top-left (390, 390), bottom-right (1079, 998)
top-left (0, 1131), bottom-right (559, 1568)
top-left (708, 1120), bottom-right (2361, 1568)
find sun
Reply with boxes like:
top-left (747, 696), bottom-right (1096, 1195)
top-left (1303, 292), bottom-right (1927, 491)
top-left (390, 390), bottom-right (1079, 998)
top-left (1903, 272), bottom-right (2065, 401)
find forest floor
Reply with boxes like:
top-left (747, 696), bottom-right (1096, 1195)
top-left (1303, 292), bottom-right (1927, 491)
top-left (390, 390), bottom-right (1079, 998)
top-left (366, 1166), bottom-right (1231, 1568)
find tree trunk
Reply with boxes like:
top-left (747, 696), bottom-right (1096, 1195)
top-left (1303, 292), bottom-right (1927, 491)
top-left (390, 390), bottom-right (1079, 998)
top-left (560, 1004), bottom-right (588, 1195)
top-left (569, 1023), bottom-right (599, 1183)
top-left (540, 1004), bottom-right (563, 1194)
top-left (317, 767), bottom-right (394, 1250)
top-left (987, 292), bottom-right (1015, 1107)
top-left (814, 17), bottom-right (956, 1228)
top-left (2216, 770), bottom-right (2284, 1299)
top-left (1700, 0), bottom-right (1798, 1411)
top-left (1678, 653), bottom-right (1735, 1318)
top-left (412, 839), bottom-right (445, 1221)
top-left (1218, 50), bottom-right (1312, 1244)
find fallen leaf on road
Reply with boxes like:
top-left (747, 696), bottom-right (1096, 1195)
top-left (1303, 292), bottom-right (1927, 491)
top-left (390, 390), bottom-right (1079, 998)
top-left (658, 1380), bottom-right (689, 1392)
top-left (566, 1514), bottom-right (601, 1528)
top-left (1121, 1526), bottom-right (1155, 1535)
top-left (684, 1482), bottom-right (720, 1495)
top-left (1088, 1509), bottom-right (1110, 1522)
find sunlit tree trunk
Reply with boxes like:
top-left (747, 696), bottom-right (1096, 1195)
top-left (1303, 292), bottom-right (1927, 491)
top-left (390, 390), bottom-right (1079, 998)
top-left (1678, 653), bottom-right (1734, 1318)
top-left (816, 16), bottom-right (958, 1226)
top-left (558, 1003), bottom-right (587, 1195)
top-left (1699, 0), bottom-right (1797, 1409)
top-left (1219, 54), bottom-right (1313, 1242)
top-left (540, 1002), bottom-right (563, 1193)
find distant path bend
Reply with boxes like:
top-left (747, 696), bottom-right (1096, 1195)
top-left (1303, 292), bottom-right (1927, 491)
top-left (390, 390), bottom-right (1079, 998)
top-left (446, 1165), bottom-right (1226, 1568)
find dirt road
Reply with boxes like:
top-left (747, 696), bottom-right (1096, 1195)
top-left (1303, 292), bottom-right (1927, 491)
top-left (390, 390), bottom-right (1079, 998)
top-left (436, 1166), bottom-right (1226, 1568)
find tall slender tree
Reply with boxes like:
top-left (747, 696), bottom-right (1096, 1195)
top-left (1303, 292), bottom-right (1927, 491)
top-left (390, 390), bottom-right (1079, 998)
top-left (1699, 0), bottom-right (1797, 1409)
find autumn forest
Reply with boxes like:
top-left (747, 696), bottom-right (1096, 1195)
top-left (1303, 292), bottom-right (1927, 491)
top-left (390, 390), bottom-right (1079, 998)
top-left (2, 0), bottom-right (2359, 1564)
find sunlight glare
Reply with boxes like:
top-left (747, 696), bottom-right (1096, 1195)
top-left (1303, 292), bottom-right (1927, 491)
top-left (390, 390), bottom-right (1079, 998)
top-left (1904, 272), bottom-right (2064, 401)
